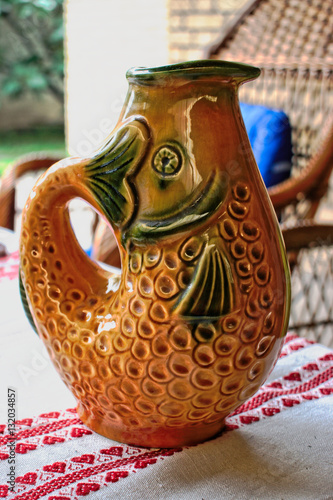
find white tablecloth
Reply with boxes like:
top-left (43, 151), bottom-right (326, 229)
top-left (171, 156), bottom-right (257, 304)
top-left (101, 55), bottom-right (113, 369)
top-left (0, 251), bottom-right (332, 499)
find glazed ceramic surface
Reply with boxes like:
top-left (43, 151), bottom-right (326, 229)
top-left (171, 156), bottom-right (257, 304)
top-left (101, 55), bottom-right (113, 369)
top-left (19, 61), bottom-right (290, 447)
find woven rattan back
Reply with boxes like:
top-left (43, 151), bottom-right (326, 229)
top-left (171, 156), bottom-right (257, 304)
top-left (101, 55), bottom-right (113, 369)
top-left (209, 0), bottom-right (333, 65)
top-left (283, 222), bottom-right (333, 347)
top-left (208, 0), bottom-right (333, 223)
top-left (0, 154), bottom-right (60, 230)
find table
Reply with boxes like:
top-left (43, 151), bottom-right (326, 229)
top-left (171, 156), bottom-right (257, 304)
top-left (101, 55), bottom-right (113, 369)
top-left (0, 248), bottom-right (332, 499)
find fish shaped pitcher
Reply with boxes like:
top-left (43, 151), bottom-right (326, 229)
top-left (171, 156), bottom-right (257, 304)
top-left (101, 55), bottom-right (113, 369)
top-left (19, 61), bottom-right (290, 447)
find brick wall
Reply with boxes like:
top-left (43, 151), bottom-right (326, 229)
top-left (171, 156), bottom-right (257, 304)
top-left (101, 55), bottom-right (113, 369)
top-left (168, 0), bottom-right (247, 63)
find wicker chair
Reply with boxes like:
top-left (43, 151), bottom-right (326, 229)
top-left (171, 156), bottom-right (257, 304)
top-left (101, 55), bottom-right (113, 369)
top-left (91, 218), bottom-right (121, 268)
top-left (282, 220), bottom-right (333, 347)
top-left (0, 153), bottom-right (99, 261)
top-left (0, 152), bottom-right (118, 264)
top-left (0, 153), bottom-right (61, 231)
top-left (207, 0), bottom-right (333, 223)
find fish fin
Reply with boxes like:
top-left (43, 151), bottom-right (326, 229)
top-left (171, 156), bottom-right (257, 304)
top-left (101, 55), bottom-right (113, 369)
top-left (175, 243), bottom-right (234, 321)
top-left (19, 270), bottom-right (38, 334)
top-left (85, 118), bottom-right (150, 227)
top-left (130, 169), bottom-right (227, 242)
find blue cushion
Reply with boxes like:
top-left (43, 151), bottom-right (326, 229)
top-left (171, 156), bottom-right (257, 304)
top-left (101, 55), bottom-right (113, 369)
top-left (240, 102), bottom-right (292, 188)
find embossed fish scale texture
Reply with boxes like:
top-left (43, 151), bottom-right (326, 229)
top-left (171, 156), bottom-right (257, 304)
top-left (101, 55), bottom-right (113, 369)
top-left (19, 61), bottom-right (291, 448)
top-left (20, 175), bottom-right (282, 438)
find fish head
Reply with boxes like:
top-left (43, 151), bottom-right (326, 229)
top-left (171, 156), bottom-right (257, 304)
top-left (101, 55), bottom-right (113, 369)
top-left (126, 93), bottom-right (232, 244)
top-left (85, 92), bottom-right (238, 245)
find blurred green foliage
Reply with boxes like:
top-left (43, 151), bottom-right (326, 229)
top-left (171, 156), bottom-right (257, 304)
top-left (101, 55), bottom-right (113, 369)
top-left (0, 126), bottom-right (66, 175)
top-left (0, 0), bottom-right (64, 104)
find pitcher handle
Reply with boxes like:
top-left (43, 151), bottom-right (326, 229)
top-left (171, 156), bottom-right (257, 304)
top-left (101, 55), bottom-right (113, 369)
top-left (19, 118), bottom-right (150, 335)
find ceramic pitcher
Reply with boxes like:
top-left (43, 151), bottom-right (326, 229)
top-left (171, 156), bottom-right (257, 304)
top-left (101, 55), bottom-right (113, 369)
top-left (19, 61), bottom-right (290, 447)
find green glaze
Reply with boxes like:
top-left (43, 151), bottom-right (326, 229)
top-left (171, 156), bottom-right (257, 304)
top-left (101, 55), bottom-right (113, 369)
top-left (127, 169), bottom-right (227, 244)
top-left (19, 61), bottom-right (291, 448)
top-left (19, 271), bottom-right (37, 334)
top-left (127, 60), bottom-right (261, 84)
top-left (174, 242), bottom-right (234, 321)
top-left (85, 119), bottom-right (150, 228)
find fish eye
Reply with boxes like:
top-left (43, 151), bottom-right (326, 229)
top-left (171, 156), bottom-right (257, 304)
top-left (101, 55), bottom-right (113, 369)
top-left (152, 145), bottom-right (183, 178)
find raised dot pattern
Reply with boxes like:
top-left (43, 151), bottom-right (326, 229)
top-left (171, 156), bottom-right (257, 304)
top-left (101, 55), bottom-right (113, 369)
top-left (20, 173), bottom-right (284, 439)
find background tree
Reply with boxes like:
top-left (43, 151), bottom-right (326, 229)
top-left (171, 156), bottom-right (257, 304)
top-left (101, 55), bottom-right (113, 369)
top-left (0, 0), bottom-right (64, 105)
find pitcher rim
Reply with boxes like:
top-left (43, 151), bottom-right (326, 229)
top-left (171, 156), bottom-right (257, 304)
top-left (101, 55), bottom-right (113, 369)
top-left (126, 59), bottom-right (260, 83)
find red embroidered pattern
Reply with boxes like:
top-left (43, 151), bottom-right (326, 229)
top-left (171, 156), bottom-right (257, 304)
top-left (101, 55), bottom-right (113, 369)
top-left (0, 418), bottom-right (82, 447)
top-left (0, 409), bottom-right (92, 462)
top-left (226, 353), bottom-right (333, 430)
top-left (0, 347), bottom-right (331, 498)
top-left (5, 409), bottom-right (78, 432)
top-left (279, 333), bottom-right (314, 357)
top-left (11, 447), bottom-right (180, 500)
top-left (0, 251), bottom-right (19, 282)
